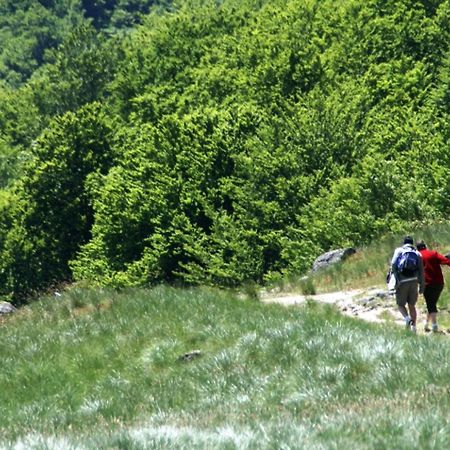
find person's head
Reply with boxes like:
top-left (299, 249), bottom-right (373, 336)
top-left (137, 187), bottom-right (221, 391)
top-left (416, 240), bottom-right (427, 250)
top-left (403, 235), bottom-right (414, 245)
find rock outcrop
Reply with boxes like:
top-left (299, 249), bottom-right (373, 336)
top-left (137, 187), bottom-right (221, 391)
top-left (312, 248), bottom-right (356, 272)
top-left (0, 302), bottom-right (16, 315)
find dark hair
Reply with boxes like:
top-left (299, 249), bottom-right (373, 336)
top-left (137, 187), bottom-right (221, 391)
top-left (416, 240), bottom-right (426, 250)
top-left (403, 236), bottom-right (413, 245)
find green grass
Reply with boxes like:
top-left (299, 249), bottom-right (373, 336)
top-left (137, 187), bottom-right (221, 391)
top-left (0, 284), bottom-right (449, 449)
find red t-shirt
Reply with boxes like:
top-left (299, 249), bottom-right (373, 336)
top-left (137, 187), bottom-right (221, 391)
top-left (419, 249), bottom-right (450, 285)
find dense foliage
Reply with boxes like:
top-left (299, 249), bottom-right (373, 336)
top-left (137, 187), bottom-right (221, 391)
top-left (0, 1), bottom-right (167, 87)
top-left (0, 0), bottom-right (449, 301)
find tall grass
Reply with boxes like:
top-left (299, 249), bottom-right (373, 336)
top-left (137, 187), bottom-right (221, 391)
top-left (0, 284), bottom-right (449, 449)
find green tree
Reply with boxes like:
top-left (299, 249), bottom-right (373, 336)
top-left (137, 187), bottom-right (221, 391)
top-left (0, 0), bottom-right (85, 86)
top-left (1, 0), bottom-right (450, 299)
top-left (0, 103), bottom-right (115, 301)
top-left (30, 24), bottom-right (121, 117)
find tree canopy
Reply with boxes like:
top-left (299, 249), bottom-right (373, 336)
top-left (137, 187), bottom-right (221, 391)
top-left (0, 0), bottom-right (449, 302)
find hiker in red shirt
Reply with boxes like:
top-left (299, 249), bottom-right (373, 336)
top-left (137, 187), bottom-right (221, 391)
top-left (416, 240), bottom-right (450, 332)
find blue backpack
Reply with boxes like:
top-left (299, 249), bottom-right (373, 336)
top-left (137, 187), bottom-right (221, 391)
top-left (396, 249), bottom-right (419, 276)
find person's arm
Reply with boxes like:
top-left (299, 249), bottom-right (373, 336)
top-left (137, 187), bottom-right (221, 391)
top-left (436, 251), bottom-right (450, 266)
top-left (391, 249), bottom-right (401, 275)
top-left (418, 253), bottom-right (425, 294)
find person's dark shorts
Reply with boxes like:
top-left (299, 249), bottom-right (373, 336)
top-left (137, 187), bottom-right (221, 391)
top-left (395, 280), bottom-right (419, 307)
top-left (423, 284), bottom-right (444, 314)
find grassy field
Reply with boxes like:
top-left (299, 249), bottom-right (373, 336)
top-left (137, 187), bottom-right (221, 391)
top-left (1, 281), bottom-right (449, 449)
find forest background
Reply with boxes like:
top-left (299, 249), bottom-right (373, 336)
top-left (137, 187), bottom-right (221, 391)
top-left (0, 0), bottom-right (449, 303)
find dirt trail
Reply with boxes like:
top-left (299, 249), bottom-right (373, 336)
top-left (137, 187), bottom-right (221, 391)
top-left (261, 287), bottom-right (450, 335)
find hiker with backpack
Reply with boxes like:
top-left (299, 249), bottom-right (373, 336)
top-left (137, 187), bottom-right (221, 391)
top-left (416, 240), bottom-right (450, 333)
top-left (390, 236), bottom-right (425, 333)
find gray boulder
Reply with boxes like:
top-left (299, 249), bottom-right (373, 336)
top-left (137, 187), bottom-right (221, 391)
top-left (0, 302), bottom-right (16, 315)
top-left (312, 248), bottom-right (356, 272)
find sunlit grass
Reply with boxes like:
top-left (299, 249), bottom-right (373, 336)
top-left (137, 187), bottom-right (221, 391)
top-left (0, 285), bottom-right (449, 449)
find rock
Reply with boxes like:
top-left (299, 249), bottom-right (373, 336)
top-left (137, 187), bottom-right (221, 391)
top-left (0, 302), bottom-right (16, 315)
top-left (178, 350), bottom-right (202, 362)
top-left (311, 248), bottom-right (356, 272)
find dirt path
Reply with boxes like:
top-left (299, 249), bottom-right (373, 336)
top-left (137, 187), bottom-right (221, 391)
top-left (261, 287), bottom-right (450, 335)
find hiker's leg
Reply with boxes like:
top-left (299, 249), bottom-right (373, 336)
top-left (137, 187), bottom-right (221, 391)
top-left (398, 304), bottom-right (408, 318)
top-left (396, 283), bottom-right (410, 322)
top-left (407, 281), bottom-right (419, 329)
top-left (425, 284), bottom-right (442, 330)
top-left (408, 303), bottom-right (417, 325)
top-left (423, 285), bottom-right (431, 328)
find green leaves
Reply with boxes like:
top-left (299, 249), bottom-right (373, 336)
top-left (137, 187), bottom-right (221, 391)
top-left (1, 0), bottom-right (450, 299)
top-left (0, 104), bottom-right (115, 300)
top-left (0, 0), bottom-right (85, 87)
top-left (30, 24), bottom-right (121, 117)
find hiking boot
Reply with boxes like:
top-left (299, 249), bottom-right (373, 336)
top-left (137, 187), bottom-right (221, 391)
top-left (424, 323), bottom-right (431, 333)
top-left (405, 318), bottom-right (413, 329)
